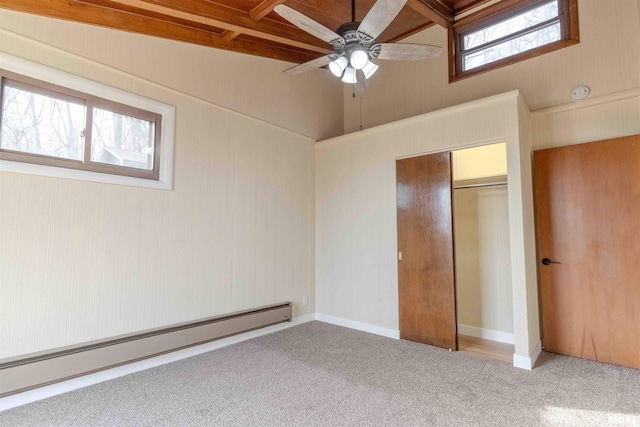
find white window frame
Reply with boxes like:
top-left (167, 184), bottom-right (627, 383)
top-left (0, 52), bottom-right (175, 190)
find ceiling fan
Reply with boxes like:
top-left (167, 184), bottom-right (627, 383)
top-left (274, 0), bottom-right (443, 92)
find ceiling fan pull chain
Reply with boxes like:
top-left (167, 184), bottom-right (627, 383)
top-left (359, 95), bottom-right (363, 131)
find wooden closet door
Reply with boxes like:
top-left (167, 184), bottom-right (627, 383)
top-left (534, 135), bottom-right (640, 369)
top-left (396, 152), bottom-right (457, 350)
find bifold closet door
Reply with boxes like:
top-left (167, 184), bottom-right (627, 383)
top-left (396, 152), bottom-right (457, 350)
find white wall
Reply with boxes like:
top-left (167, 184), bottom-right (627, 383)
top-left (344, 0), bottom-right (640, 133)
top-left (315, 92), bottom-right (539, 362)
top-left (0, 23), bottom-right (314, 359)
top-left (0, 9), bottom-right (343, 141)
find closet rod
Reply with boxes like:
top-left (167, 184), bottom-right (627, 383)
top-left (454, 182), bottom-right (508, 190)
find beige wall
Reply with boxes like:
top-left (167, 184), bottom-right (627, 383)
top-left (452, 143), bottom-right (507, 181)
top-left (515, 97), bottom-right (539, 355)
top-left (0, 9), bottom-right (343, 141)
top-left (315, 92), bottom-right (540, 361)
top-left (0, 25), bottom-right (314, 359)
top-left (2, 0), bottom-right (639, 367)
top-left (345, 0), bottom-right (640, 133)
top-left (532, 91), bottom-right (640, 149)
top-left (454, 186), bottom-right (513, 336)
top-left (453, 143), bottom-right (512, 337)
top-left (331, 0), bottom-right (640, 360)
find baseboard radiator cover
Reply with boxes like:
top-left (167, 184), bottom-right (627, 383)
top-left (0, 302), bottom-right (292, 397)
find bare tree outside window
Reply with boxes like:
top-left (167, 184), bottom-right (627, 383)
top-left (0, 70), bottom-right (161, 180)
top-left (451, 0), bottom-right (578, 80)
top-left (462, 1), bottom-right (561, 71)
top-left (464, 1), bottom-right (559, 50)
top-left (91, 108), bottom-right (155, 170)
top-left (1, 85), bottom-right (85, 160)
top-left (464, 23), bottom-right (561, 70)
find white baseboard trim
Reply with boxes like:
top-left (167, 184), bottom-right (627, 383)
top-left (0, 313), bottom-right (316, 412)
top-left (457, 324), bottom-right (514, 344)
top-left (315, 313), bottom-right (400, 340)
top-left (513, 340), bottom-right (543, 370)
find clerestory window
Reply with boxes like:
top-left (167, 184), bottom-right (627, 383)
top-left (451, 0), bottom-right (579, 81)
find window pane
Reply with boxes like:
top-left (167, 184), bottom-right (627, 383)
top-left (464, 22), bottom-right (561, 70)
top-left (464, 1), bottom-right (559, 50)
top-left (0, 84), bottom-right (85, 160)
top-left (91, 107), bottom-right (154, 170)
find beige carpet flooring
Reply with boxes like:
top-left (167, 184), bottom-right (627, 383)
top-left (1, 321), bottom-right (639, 426)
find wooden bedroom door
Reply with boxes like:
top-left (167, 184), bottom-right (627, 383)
top-left (396, 152), bottom-right (457, 351)
top-left (533, 135), bottom-right (640, 369)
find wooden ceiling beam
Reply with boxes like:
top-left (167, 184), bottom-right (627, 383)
top-left (88, 0), bottom-right (332, 53)
top-left (406, 0), bottom-right (453, 28)
top-left (224, 0), bottom-right (285, 43)
top-left (221, 29), bottom-right (241, 41)
top-left (0, 0), bottom-right (321, 63)
top-left (249, 0), bottom-right (285, 21)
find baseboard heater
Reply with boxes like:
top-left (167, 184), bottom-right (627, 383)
top-left (0, 302), bottom-right (291, 397)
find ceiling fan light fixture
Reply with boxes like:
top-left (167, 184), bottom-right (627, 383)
top-left (350, 49), bottom-right (369, 70)
top-left (362, 60), bottom-right (379, 79)
top-left (274, 1), bottom-right (443, 92)
top-left (329, 56), bottom-right (348, 77)
top-left (341, 67), bottom-right (357, 84)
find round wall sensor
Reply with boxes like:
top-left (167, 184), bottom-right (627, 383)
top-left (572, 85), bottom-right (590, 100)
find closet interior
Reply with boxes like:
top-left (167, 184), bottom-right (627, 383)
top-left (452, 143), bottom-right (514, 362)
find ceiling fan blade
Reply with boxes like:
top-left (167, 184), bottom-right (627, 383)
top-left (355, 69), bottom-right (370, 93)
top-left (274, 4), bottom-right (343, 45)
top-left (282, 55), bottom-right (333, 76)
top-left (374, 43), bottom-right (443, 60)
top-left (358, 0), bottom-right (408, 40)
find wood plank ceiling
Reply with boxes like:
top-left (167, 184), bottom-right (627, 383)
top-left (0, 0), bottom-right (492, 65)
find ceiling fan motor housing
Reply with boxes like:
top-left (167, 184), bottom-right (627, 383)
top-left (332, 22), bottom-right (375, 58)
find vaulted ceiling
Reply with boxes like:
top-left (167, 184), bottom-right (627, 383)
top-left (0, 0), bottom-right (492, 65)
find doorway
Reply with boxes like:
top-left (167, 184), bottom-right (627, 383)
top-left (396, 142), bottom-right (515, 360)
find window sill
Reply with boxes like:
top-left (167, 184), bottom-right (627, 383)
top-left (0, 159), bottom-right (172, 189)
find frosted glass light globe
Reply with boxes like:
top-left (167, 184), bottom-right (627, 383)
top-left (362, 60), bottom-right (379, 79)
top-left (329, 56), bottom-right (348, 77)
top-left (350, 50), bottom-right (368, 70)
top-left (341, 67), bottom-right (357, 84)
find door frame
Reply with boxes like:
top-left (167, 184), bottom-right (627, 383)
top-left (396, 144), bottom-right (512, 352)
top-left (395, 131), bottom-right (539, 369)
